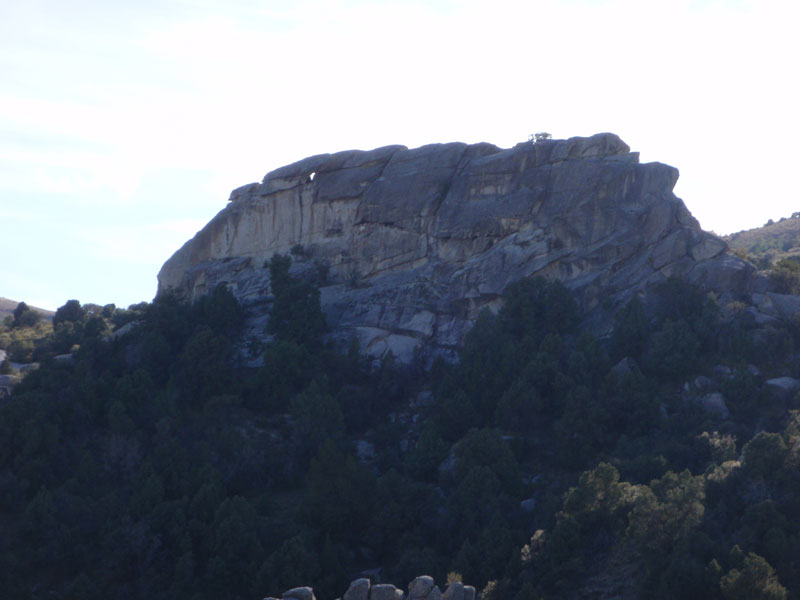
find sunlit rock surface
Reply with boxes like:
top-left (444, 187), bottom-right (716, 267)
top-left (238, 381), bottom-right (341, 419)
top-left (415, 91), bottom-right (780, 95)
top-left (158, 133), bottom-right (756, 361)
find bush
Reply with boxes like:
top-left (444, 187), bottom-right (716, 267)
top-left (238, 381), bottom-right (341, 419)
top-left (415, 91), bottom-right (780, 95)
top-left (769, 259), bottom-right (800, 295)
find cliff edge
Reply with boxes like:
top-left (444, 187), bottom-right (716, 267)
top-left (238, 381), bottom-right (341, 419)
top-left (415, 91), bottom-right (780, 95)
top-left (158, 133), bottom-right (755, 361)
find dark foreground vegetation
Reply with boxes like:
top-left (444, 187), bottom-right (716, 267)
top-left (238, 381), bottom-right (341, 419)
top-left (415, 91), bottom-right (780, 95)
top-left (2, 257), bottom-right (800, 599)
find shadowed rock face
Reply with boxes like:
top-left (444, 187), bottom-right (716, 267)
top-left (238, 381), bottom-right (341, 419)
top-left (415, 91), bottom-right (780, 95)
top-left (157, 133), bottom-right (755, 362)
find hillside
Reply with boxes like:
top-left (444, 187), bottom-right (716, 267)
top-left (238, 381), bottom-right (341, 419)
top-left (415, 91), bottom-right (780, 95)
top-left (725, 213), bottom-right (800, 267)
top-left (2, 271), bottom-right (799, 600)
top-left (0, 299), bottom-right (56, 366)
top-left (0, 297), bottom-right (54, 321)
top-left (3, 135), bottom-right (800, 600)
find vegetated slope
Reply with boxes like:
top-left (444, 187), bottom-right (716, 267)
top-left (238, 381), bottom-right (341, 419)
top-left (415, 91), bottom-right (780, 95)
top-left (2, 257), bottom-right (800, 600)
top-left (725, 213), bottom-right (800, 267)
top-left (0, 300), bottom-right (138, 365)
top-left (0, 297), bottom-right (54, 321)
top-left (0, 300), bottom-right (56, 367)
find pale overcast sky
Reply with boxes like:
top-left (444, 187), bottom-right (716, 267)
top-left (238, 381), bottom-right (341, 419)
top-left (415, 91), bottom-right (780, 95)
top-left (1, 0), bottom-right (798, 310)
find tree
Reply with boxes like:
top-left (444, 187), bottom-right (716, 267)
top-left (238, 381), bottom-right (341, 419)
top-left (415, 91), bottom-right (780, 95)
top-left (175, 326), bottom-right (232, 402)
top-left (454, 310), bottom-right (515, 425)
top-left (405, 420), bottom-right (448, 481)
top-left (530, 132), bottom-right (552, 143)
top-left (258, 534), bottom-right (320, 595)
top-left (52, 321), bottom-right (81, 354)
top-left (610, 297), bottom-right (648, 360)
top-left (646, 319), bottom-right (700, 379)
top-left (289, 380), bottom-right (344, 462)
top-left (769, 259), bottom-right (800, 294)
top-left (720, 552), bottom-right (787, 600)
top-left (205, 496), bottom-right (265, 598)
top-left (626, 470), bottom-right (705, 553)
top-left (741, 432), bottom-right (788, 479)
top-left (12, 302), bottom-right (29, 323)
top-left (196, 284), bottom-right (244, 335)
top-left (562, 463), bottom-right (630, 529)
top-left (454, 428), bottom-right (520, 495)
top-left (258, 340), bottom-right (316, 412)
top-left (12, 302), bottom-right (40, 328)
top-left (305, 440), bottom-right (376, 544)
top-left (499, 277), bottom-right (577, 345)
top-left (267, 254), bottom-right (327, 348)
top-left (53, 299), bottom-right (86, 327)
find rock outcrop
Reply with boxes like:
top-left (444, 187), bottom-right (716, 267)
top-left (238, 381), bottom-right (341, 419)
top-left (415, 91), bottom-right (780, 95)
top-left (263, 576), bottom-right (474, 600)
top-left (158, 133), bottom-right (757, 361)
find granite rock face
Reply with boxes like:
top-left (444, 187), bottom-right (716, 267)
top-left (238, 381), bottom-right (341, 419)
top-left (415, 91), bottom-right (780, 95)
top-left (158, 133), bottom-right (756, 362)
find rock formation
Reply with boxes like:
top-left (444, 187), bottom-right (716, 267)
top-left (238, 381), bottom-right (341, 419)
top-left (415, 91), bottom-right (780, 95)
top-left (263, 575), bottom-right (475, 600)
top-left (158, 133), bottom-right (757, 361)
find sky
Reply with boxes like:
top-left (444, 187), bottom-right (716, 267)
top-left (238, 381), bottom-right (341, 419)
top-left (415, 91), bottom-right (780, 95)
top-left (1, 0), bottom-right (798, 310)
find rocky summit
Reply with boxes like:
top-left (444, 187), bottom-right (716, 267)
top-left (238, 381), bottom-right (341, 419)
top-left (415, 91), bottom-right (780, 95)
top-left (158, 133), bottom-right (756, 361)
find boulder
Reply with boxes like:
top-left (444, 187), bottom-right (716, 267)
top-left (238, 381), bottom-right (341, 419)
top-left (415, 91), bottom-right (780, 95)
top-left (408, 576), bottom-right (435, 599)
top-left (762, 292), bottom-right (800, 321)
top-left (611, 357), bottom-right (638, 379)
top-left (765, 377), bottom-right (800, 401)
top-left (355, 440), bottom-right (376, 463)
top-left (699, 392), bottom-right (730, 419)
top-left (693, 375), bottom-right (713, 393)
top-left (442, 582), bottom-right (464, 600)
top-left (713, 365), bottom-right (733, 378)
top-left (370, 584), bottom-right (400, 600)
top-left (344, 578), bottom-right (371, 600)
top-left (283, 587), bottom-right (315, 600)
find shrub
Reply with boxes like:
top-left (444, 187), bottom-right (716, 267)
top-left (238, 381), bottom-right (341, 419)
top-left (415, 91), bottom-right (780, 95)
top-left (769, 259), bottom-right (800, 294)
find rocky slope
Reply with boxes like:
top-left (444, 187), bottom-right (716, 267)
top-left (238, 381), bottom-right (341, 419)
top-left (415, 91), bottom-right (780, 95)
top-left (158, 133), bottom-right (757, 361)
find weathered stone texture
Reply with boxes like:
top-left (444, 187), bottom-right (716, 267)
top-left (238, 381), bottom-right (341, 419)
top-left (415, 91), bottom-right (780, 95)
top-left (158, 133), bottom-right (756, 361)
top-left (369, 584), bottom-right (400, 600)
